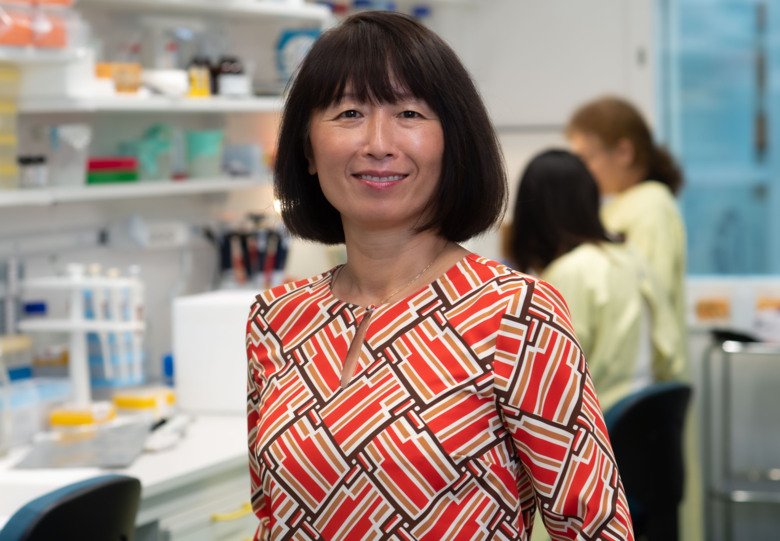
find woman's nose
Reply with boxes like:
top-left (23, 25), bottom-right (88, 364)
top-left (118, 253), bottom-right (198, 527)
top-left (363, 112), bottom-right (394, 158)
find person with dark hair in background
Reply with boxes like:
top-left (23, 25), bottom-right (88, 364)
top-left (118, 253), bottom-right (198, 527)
top-left (566, 97), bottom-right (686, 358)
top-left (506, 149), bottom-right (685, 412)
top-left (246, 12), bottom-right (632, 541)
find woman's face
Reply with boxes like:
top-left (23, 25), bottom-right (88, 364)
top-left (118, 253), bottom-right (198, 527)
top-left (568, 130), bottom-right (629, 195)
top-left (307, 88), bottom-right (444, 235)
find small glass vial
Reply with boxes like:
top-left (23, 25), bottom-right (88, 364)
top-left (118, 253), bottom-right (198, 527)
top-left (17, 155), bottom-right (49, 189)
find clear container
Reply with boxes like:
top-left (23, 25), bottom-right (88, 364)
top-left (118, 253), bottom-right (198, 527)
top-left (47, 123), bottom-right (91, 187)
top-left (0, 377), bottom-right (72, 445)
top-left (0, 334), bottom-right (33, 381)
top-left (0, 5), bottom-right (34, 48)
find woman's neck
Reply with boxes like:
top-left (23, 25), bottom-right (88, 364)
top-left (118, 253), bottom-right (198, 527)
top-left (334, 229), bottom-right (463, 307)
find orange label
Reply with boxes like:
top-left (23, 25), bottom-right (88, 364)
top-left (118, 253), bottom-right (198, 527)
top-left (695, 297), bottom-right (730, 320)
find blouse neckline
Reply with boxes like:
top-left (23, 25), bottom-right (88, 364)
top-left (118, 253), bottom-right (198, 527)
top-left (325, 252), bottom-right (476, 314)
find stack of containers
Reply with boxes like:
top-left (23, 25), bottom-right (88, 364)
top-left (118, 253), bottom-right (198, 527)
top-left (0, 0), bottom-right (84, 189)
top-left (0, 63), bottom-right (19, 189)
top-left (0, 0), bottom-right (76, 51)
top-left (86, 156), bottom-right (138, 185)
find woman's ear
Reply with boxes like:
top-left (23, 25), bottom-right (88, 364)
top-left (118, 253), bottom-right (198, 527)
top-left (305, 143), bottom-right (317, 175)
top-left (614, 137), bottom-right (636, 168)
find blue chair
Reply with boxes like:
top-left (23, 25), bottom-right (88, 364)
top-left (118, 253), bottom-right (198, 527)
top-left (604, 381), bottom-right (692, 541)
top-left (0, 474), bottom-right (141, 541)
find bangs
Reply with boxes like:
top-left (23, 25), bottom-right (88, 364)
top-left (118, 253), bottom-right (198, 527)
top-left (302, 15), bottom-right (438, 109)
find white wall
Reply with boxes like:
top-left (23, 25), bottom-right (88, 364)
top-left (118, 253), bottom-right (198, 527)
top-left (430, 0), bottom-right (657, 263)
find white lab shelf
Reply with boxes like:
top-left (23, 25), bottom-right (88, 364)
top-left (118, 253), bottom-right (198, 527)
top-left (0, 177), bottom-right (267, 208)
top-left (19, 95), bottom-right (285, 114)
top-left (0, 48), bottom-right (80, 65)
top-left (17, 318), bottom-right (145, 333)
top-left (76, 0), bottom-right (331, 20)
top-left (22, 276), bottom-right (140, 290)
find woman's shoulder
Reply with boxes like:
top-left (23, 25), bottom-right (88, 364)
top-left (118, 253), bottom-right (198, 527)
top-left (603, 180), bottom-right (682, 230)
top-left (545, 243), bottom-right (607, 272)
top-left (617, 180), bottom-right (677, 208)
top-left (464, 253), bottom-right (572, 314)
top-left (252, 268), bottom-right (335, 308)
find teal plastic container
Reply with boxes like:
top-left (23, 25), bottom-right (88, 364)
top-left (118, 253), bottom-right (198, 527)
top-left (185, 130), bottom-right (224, 178)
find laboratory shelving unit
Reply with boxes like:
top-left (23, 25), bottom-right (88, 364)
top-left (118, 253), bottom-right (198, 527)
top-left (0, 0), bottom-right (331, 210)
top-left (0, 177), bottom-right (268, 208)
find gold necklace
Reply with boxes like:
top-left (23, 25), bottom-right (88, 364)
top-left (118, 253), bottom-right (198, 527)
top-left (335, 242), bottom-right (449, 389)
top-left (332, 242), bottom-right (449, 311)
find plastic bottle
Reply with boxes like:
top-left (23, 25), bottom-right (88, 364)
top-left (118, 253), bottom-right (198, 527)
top-left (216, 55), bottom-right (249, 97)
top-left (187, 56), bottom-right (212, 98)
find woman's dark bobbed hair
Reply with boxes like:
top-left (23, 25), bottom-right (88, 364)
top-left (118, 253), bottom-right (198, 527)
top-left (274, 11), bottom-right (506, 244)
top-left (509, 149), bottom-right (611, 272)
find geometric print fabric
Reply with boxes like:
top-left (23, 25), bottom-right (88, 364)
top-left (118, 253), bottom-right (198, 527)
top-left (247, 254), bottom-right (633, 540)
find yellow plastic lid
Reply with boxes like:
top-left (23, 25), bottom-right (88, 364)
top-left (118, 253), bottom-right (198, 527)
top-left (49, 404), bottom-right (116, 427)
top-left (113, 388), bottom-right (176, 410)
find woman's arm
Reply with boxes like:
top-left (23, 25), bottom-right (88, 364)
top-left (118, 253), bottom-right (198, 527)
top-left (247, 301), bottom-right (270, 540)
top-left (494, 280), bottom-right (633, 540)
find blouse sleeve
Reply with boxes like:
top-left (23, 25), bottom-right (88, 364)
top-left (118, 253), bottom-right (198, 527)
top-left (246, 301), bottom-right (270, 540)
top-left (493, 280), bottom-right (634, 540)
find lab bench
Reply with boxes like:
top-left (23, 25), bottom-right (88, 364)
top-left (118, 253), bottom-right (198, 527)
top-left (0, 414), bottom-right (256, 540)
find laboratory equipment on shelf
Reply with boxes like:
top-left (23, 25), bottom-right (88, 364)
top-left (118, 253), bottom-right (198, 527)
top-left (16, 263), bottom-right (145, 426)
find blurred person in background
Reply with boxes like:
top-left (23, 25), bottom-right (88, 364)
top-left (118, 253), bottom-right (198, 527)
top-left (566, 96), bottom-right (687, 367)
top-left (506, 149), bottom-right (685, 412)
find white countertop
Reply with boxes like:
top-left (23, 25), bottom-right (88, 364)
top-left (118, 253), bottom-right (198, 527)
top-left (0, 414), bottom-right (248, 529)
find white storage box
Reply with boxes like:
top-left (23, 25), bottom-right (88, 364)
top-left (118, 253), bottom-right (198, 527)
top-left (172, 290), bottom-right (258, 414)
top-left (19, 49), bottom-right (100, 99)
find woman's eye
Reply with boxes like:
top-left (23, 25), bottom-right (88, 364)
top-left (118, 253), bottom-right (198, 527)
top-left (338, 110), bottom-right (361, 119)
top-left (400, 110), bottom-right (422, 119)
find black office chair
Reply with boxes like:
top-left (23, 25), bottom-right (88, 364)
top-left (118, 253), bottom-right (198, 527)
top-left (0, 474), bottom-right (141, 541)
top-left (603, 381), bottom-right (692, 541)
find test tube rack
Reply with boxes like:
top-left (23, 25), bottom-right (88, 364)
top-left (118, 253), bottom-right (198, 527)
top-left (17, 267), bottom-right (145, 420)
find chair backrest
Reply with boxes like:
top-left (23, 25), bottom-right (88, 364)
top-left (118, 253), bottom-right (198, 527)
top-left (604, 381), bottom-right (692, 540)
top-left (0, 474), bottom-right (141, 541)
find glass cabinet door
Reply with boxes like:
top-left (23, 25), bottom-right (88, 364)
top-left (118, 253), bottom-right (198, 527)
top-left (661, 0), bottom-right (778, 274)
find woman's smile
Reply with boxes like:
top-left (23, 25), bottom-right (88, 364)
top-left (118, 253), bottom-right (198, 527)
top-left (353, 171), bottom-right (408, 188)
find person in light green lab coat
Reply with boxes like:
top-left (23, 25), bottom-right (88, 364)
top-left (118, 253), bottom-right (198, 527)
top-left (566, 96), bottom-right (687, 371)
top-left (506, 149), bottom-right (685, 412)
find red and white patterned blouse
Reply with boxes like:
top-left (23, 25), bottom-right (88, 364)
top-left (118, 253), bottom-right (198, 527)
top-left (247, 254), bottom-right (633, 540)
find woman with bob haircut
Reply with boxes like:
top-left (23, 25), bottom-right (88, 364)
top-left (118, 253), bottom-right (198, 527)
top-left (247, 12), bottom-right (632, 540)
top-left (566, 96), bottom-right (687, 370)
top-left (507, 149), bottom-right (685, 412)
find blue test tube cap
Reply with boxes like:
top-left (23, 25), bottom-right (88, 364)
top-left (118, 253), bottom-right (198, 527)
top-left (23, 301), bottom-right (47, 316)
